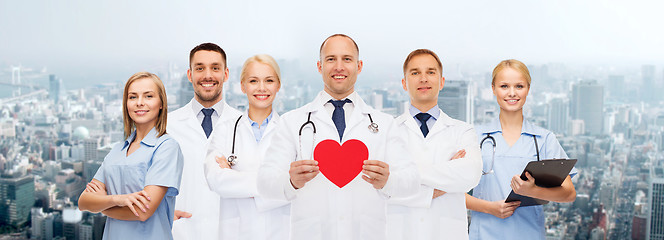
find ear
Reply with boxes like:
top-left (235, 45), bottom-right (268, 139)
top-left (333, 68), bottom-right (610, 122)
top-left (223, 68), bottom-right (229, 83)
top-left (401, 77), bottom-right (408, 91)
top-left (240, 81), bottom-right (247, 94)
top-left (357, 60), bottom-right (363, 74)
top-left (439, 76), bottom-right (445, 92)
top-left (187, 69), bottom-right (193, 83)
top-left (317, 61), bottom-right (322, 74)
top-left (491, 84), bottom-right (496, 96)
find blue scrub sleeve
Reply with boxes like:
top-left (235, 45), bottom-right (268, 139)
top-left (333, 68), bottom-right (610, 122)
top-left (543, 132), bottom-right (578, 178)
top-left (145, 138), bottom-right (184, 196)
top-left (92, 160), bottom-right (106, 184)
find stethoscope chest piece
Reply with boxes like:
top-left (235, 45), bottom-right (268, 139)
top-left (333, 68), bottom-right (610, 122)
top-left (368, 122), bottom-right (379, 133)
top-left (227, 154), bottom-right (237, 167)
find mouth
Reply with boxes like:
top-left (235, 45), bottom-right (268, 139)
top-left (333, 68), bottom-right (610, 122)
top-left (200, 81), bottom-right (218, 89)
top-left (505, 99), bottom-right (520, 105)
top-left (134, 110), bottom-right (149, 116)
top-left (417, 86), bottom-right (432, 92)
top-left (254, 94), bottom-right (270, 100)
top-left (332, 74), bottom-right (347, 81)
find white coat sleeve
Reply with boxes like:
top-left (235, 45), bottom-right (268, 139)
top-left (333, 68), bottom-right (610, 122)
top-left (257, 115), bottom-right (299, 201)
top-left (378, 118), bottom-right (420, 199)
top-left (418, 125), bottom-right (482, 193)
top-left (204, 140), bottom-right (260, 198)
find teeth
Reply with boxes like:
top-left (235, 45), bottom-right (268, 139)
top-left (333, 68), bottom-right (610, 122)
top-left (507, 100), bottom-right (518, 103)
top-left (202, 83), bottom-right (214, 87)
top-left (333, 76), bottom-right (346, 79)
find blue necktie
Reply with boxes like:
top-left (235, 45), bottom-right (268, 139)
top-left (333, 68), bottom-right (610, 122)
top-left (329, 99), bottom-right (352, 140)
top-left (415, 112), bottom-right (432, 137)
top-left (201, 108), bottom-right (215, 138)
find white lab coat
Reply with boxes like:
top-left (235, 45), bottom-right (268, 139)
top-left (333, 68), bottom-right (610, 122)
top-left (167, 99), bottom-right (242, 240)
top-left (204, 111), bottom-right (290, 240)
top-left (386, 110), bottom-right (482, 240)
top-left (257, 91), bottom-right (420, 240)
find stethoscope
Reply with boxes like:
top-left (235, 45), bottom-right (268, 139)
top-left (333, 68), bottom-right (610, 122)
top-left (297, 112), bottom-right (378, 159)
top-left (480, 133), bottom-right (540, 175)
top-left (226, 115), bottom-right (243, 167)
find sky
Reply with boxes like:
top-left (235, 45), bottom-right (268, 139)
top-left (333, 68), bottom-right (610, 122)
top-left (1, 0), bottom-right (663, 88)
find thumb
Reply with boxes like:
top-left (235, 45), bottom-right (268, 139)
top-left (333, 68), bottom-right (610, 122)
top-left (524, 171), bottom-right (534, 181)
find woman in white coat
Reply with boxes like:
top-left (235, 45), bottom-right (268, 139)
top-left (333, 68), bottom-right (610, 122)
top-left (204, 54), bottom-right (290, 240)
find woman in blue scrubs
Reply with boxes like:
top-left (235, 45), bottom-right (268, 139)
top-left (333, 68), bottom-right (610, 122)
top-left (78, 72), bottom-right (184, 240)
top-left (465, 60), bottom-right (577, 240)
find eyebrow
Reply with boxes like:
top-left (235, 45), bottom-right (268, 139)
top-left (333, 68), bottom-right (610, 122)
top-left (128, 90), bottom-right (156, 94)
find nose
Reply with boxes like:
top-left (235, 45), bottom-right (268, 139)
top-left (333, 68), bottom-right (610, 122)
top-left (334, 60), bottom-right (344, 71)
top-left (204, 68), bottom-right (213, 79)
top-left (508, 87), bottom-right (517, 96)
top-left (137, 96), bottom-right (145, 106)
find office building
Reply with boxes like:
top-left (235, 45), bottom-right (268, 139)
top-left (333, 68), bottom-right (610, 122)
top-left (438, 80), bottom-right (473, 123)
top-left (0, 175), bottom-right (35, 226)
top-left (647, 166), bottom-right (664, 239)
top-left (571, 80), bottom-right (604, 135)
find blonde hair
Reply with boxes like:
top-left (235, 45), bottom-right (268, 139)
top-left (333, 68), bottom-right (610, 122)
top-left (240, 54), bottom-right (281, 83)
top-left (491, 59), bottom-right (532, 86)
top-left (122, 72), bottom-right (168, 138)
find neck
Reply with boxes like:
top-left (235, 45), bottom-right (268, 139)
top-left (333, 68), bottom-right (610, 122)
top-left (324, 88), bottom-right (353, 100)
top-left (196, 96), bottom-right (222, 108)
top-left (411, 100), bottom-right (437, 113)
top-left (248, 106), bottom-right (272, 127)
top-left (133, 123), bottom-right (155, 143)
top-left (499, 110), bottom-right (523, 132)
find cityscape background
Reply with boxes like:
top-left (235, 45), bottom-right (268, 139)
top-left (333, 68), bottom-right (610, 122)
top-left (1, 1), bottom-right (663, 239)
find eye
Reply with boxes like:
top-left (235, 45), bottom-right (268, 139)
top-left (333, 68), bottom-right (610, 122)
top-left (129, 96), bottom-right (137, 99)
top-left (326, 57), bottom-right (334, 62)
top-left (266, 79), bottom-right (275, 83)
top-left (516, 85), bottom-right (524, 89)
top-left (249, 79), bottom-right (258, 83)
top-left (411, 72), bottom-right (419, 76)
top-left (344, 57), bottom-right (352, 62)
top-left (428, 71), bottom-right (435, 75)
top-left (146, 95), bottom-right (153, 98)
top-left (500, 85), bottom-right (508, 89)
top-left (195, 67), bottom-right (203, 71)
top-left (213, 67), bottom-right (220, 71)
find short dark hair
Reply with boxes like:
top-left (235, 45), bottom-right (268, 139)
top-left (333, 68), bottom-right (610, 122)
top-left (402, 49), bottom-right (443, 76)
top-left (189, 43), bottom-right (227, 69)
top-left (319, 34), bottom-right (359, 59)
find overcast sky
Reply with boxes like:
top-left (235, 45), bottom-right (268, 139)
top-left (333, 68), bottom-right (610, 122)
top-left (1, 0), bottom-right (662, 87)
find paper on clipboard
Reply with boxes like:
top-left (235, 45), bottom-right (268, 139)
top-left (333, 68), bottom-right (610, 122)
top-left (505, 159), bottom-right (577, 207)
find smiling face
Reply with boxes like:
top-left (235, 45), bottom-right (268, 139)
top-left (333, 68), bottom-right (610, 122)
top-left (187, 50), bottom-right (228, 107)
top-left (317, 36), bottom-right (363, 99)
top-left (402, 54), bottom-right (444, 111)
top-left (126, 77), bottom-right (162, 130)
top-left (492, 67), bottom-right (530, 113)
top-left (241, 62), bottom-right (281, 111)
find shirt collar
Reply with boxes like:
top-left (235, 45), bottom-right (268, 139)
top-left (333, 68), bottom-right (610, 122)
top-left (481, 117), bottom-right (546, 136)
top-left (191, 99), bottom-right (225, 117)
top-left (408, 104), bottom-right (440, 120)
top-left (122, 127), bottom-right (159, 150)
top-left (247, 111), bottom-right (274, 127)
top-left (321, 91), bottom-right (358, 107)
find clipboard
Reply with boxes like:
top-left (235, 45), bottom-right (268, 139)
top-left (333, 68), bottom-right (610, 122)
top-left (505, 159), bottom-right (577, 207)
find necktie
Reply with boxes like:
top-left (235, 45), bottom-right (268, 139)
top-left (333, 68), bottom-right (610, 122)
top-left (415, 112), bottom-right (432, 137)
top-left (201, 108), bottom-right (215, 138)
top-left (329, 99), bottom-right (352, 140)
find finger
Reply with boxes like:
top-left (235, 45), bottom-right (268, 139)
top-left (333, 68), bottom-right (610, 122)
top-left (137, 192), bottom-right (150, 209)
top-left (363, 160), bottom-right (389, 168)
top-left (295, 165), bottom-right (319, 174)
top-left (182, 212), bottom-right (192, 218)
top-left (140, 190), bottom-right (151, 201)
top-left (131, 197), bottom-right (147, 213)
top-left (127, 203), bottom-right (139, 216)
top-left (525, 171), bottom-right (534, 181)
top-left (362, 165), bottom-right (386, 175)
top-left (459, 151), bottom-right (466, 158)
top-left (361, 175), bottom-right (374, 184)
top-left (506, 201), bottom-right (521, 207)
top-left (291, 160), bottom-right (318, 167)
top-left (362, 171), bottom-right (382, 181)
top-left (215, 156), bottom-right (224, 164)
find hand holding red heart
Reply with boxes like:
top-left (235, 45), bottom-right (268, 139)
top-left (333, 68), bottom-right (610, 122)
top-left (361, 160), bottom-right (390, 189)
top-left (289, 160), bottom-right (319, 189)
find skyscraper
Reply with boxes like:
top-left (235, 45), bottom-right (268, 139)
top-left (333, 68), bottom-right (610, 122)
top-left (49, 74), bottom-right (64, 104)
top-left (547, 97), bottom-right (569, 135)
top-left (571, 80), bottom-right (604, 135)
top-left (642, 65), bottom-right (656, 102)
top-left (438, 80), bottom-right (473, 123)
top-left (647, 166), bottom-right (664, 239)
top-left (607, 75), bottom-right (625, 99)
top-left (0, 175), bottom-right (35, 226)
top-left (178, 75), bottom-right (194, 108)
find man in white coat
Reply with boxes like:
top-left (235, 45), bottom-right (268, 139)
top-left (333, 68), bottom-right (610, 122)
top-left (257, 34), bottom-right (419, 240)
top-left (386, 49), bottom-right (482, 240)
top-left (168, 43), bottom-right (242, 240)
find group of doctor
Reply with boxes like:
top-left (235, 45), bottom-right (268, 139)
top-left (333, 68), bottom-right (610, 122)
top-left (79, 33), bottom-right (577, 240)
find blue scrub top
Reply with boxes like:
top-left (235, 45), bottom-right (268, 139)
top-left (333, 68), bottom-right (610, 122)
top-left (93, 128), bottom-right (184, 240)
top-left (469, 118), bottom-right (577, 240)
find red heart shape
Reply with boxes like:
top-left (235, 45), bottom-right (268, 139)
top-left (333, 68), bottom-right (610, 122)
top-left (314, 139), bottom-right (368, 188)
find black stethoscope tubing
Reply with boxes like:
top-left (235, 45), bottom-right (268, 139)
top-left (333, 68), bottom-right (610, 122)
top-left (480, 133), bottom-right (540, 175)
